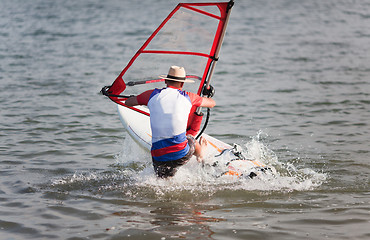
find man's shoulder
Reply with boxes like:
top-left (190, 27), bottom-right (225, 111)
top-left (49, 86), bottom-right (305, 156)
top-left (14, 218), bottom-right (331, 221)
top-left (185, 91), bottom-right (199, 97)
top-left (137, 89), bottom-right (155, 105)
top-left (185, 91), bottom-right (203, 106)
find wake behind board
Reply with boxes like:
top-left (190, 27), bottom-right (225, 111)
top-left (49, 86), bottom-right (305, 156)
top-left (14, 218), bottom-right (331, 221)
top-left (118, 104), bottom-right (273, 179)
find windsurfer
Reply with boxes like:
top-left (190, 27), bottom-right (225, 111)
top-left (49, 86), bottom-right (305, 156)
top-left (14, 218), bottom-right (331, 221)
top-left (125, 66), bottom-right (216, 178)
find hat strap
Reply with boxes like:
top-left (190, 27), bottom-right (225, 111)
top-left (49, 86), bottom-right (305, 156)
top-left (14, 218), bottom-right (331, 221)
top-left (167, 74), bottom-right (186, 80)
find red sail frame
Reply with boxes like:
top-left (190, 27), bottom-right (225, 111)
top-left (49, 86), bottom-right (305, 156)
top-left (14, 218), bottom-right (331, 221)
top-left (104, 1), bottom-right (233, 116)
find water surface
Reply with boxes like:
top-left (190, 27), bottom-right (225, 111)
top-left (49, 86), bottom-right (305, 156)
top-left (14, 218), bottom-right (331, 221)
top-left (1, 0), bottom-right (369, 239)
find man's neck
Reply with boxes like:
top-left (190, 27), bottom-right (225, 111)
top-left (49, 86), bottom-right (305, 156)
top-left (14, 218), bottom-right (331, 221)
top-left (167, 85), bottom-right (182, 90)
top-left (166, 81), bottom-right (183, 89)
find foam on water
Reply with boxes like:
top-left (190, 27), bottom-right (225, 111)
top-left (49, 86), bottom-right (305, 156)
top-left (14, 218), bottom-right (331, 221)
top-left (51, 132), bottom-right (327, 199)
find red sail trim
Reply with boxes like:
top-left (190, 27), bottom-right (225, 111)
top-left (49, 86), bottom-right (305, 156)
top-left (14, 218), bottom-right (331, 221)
top-left (105, 1), bottom-right (232, 116)
top-left (180, 5), bottom-right (222, 20)
top-left (107, 5), bottom-right (181, 101)
top-left (142, 50), bottom-right (211, 58)
top-left (193, 3), bottom-right (229, 95)
top-left (126, 106), bottom-right (150, 116)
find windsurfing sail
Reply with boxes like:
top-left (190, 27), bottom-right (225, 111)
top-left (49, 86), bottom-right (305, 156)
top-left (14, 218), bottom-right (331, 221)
top-left (102, 1), bottom-right (233, 123)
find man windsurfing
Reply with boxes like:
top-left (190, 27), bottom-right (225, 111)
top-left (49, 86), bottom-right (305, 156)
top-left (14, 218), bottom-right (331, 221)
top-left (125, 66), bottom-right (216, 178)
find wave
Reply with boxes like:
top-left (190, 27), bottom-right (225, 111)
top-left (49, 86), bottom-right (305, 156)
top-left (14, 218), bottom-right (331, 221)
top-left (50, 132), bottom-right (327, 200)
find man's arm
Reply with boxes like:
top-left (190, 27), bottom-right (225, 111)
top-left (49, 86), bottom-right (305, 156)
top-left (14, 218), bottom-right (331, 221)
top-left (125, 96), bottom-right (139, 107)
top-left (200, 97), bottom-right (216, 108)
top-left (124, 89), bottom-right (153, 107)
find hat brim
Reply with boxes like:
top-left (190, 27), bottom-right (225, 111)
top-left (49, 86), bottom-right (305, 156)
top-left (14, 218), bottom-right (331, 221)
top-left (159, 75), bottom-right (195, 83)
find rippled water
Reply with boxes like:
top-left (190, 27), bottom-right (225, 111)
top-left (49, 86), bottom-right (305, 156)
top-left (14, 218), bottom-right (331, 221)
top-left (1, 0), bottom-right (369, 239)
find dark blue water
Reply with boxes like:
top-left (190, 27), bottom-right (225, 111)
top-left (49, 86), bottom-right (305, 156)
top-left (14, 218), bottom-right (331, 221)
top-left (1, 0), bottom-right (369, 239)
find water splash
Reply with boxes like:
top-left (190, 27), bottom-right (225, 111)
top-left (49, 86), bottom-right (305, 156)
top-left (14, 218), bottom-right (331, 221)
top-left (50, 132), bottom-right (327, 199)
top-left (115, 132), bottom-right (326, 195)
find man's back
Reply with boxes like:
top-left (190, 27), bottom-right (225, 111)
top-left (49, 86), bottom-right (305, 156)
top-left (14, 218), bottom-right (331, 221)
top-left (148, 87), bottom-right (192, 143)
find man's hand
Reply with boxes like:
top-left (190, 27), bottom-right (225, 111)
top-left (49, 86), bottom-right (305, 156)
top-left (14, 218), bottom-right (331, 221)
top-left (202, 85), bottom-right (215, 98)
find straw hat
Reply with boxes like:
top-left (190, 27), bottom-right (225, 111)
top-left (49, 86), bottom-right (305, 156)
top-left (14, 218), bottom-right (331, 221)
top-left (159, 66), bottom-right (195, 83)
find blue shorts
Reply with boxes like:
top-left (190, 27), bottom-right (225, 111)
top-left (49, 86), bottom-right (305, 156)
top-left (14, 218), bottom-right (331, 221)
top-left (152, 135), bottom-right (196, 178)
